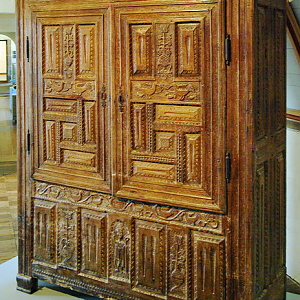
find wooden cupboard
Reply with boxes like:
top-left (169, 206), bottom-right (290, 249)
top-left (16, 0), bottom-right (286, 299)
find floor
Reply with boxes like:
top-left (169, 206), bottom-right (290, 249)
top-left (0, 92), bottom-right (299, 298)
top-left (0, 94), bottom-right (17, 176)
top-left (0, 257), bottom-right (299, 300)
top-left (0, 173), bottom-right (18, 264)
top-left (0, 93), bottom-right (18, 264)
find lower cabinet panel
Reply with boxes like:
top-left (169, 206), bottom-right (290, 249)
top-left (192, 232), bottom-right (226, 300)
top-left (32, 184), bottom-right (226, 300)
top-left (81, 209), bottom-right (107, 280)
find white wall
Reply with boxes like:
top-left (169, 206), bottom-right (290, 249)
top-left (286, 0), bottom-right (300, 283)
top-left (287, 129), bottom-right (300, 283)
top-left (0, 0), bottom-right (15, 14)
top-left (0, 0), bottom-right (15, 37)
top-left (287, 0), bottom-right (300, 110)
top-left (0, 14), bottom-right (15, 34)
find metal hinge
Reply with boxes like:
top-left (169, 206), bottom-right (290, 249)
top-left (225, 34), bottom-right (231, 66)
top-left (225, 152), bottom-right (231, 183)
top-left (27, 130), bottom-right (31, 154)
top-left (26, 36), bottom-right (30, 62)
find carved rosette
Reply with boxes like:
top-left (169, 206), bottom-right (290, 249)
top-left (44, 79), bottom-right (96, 99)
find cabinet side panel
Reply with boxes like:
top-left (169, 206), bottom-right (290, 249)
top-left (252, 1), bottom-right (286, 299)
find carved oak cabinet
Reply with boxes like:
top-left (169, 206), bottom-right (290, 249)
top-left (16, 0), bottom-right (286, 299)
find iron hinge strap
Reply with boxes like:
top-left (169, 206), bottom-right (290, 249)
top-left (27, 130), bottom-right (31, 154)
top-left (225, 152), bottom-right (231, 183)
top-left (26, 36), bottom-right (30, 62)
top-left (225, 34), bottom-right (231, 66)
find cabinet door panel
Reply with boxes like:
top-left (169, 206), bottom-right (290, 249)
top-left (115, 2), bottom-right (226, 212)
top-left (32, 13), bottom-right (110, 193)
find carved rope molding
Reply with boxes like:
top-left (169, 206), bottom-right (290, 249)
top-left (33, 181), bottom-right (223, 234)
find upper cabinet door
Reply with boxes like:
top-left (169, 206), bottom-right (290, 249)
top-left (31, 11), bottom-right (110, 192)
top-left (114, 2), bottom-right (227, 212)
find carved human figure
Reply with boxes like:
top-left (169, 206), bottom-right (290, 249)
top-left (111, 221), bottom-right (130, 278)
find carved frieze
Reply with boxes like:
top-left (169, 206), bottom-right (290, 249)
top-left (44, 79), bottom-right (96, 99)
top-left (33, 181), bottom-right (223, 234)
top-left (131, 81), bottom-right (200, 102)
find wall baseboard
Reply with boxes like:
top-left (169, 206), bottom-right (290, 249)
top-left (287, 274), bottom-right (300, 295)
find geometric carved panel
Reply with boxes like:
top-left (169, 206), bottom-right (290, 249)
top-left (45, 121), bottom-right (57, 162)
top-left (35, 14), bottom-right (109, 193)
top-left (253, 162), bottom-right (267, 296)
top-left (62, 123), bottom-right (77, 142)
top-left (77, 25), bottom-right (96, 79)
top-left (81, 209), bottom-right (107, 279)
top-left (117, 4), bottom-right (226, 212)
top-left (156, 132), bottom-right (176, 156)
top-left (57, 204), bottom-right (78, 271)
top-left (155, 105), bottom-right (202, 125)
top-left (176, 23), bottom-right (200, 77)
top-left (275, 151), bottom-right (285, 273)
top-left (132, 104), bottom-right (146, 151)
top-left (130, 24), bottom-right (153, 76)
top-left (131, 161), bottom-right (176, 184)
top-left (185, 134), bottom-right (201, 184)
top-left (44, 98), bottom-right (77, 114)
top-left (43, 25), bottom-right (61, 77)
top-left (135, 220), bottom-right (166, 297)
top-left (61, 150), bottom-right (96, 172)
top-left (192, 231), bottom-right (225, 300)
top-left (33, 199), bottom-right (56, 265)
top-left (84, 102), bottom-right (96, 144)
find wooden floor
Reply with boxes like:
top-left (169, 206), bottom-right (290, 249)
top-left (0, 95), bottom-right (17, 165)
top-left (0, 93), bottom-right (18, 264)
top-left (0, 172), bottom-right (18, 264)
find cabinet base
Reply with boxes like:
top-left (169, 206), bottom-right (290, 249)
top-left (16, 274), bottom-right (38, 294)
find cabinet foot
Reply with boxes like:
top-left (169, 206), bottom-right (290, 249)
top-left (16, 274), bottom-right (38, 294)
